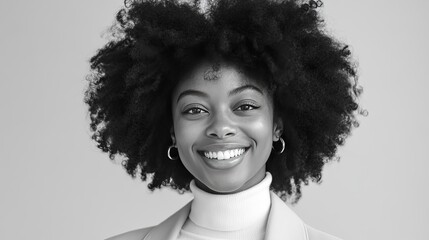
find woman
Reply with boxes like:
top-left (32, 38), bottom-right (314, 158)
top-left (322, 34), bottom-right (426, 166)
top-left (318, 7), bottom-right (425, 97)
top-left (85, 0), bottom-right (362, 239)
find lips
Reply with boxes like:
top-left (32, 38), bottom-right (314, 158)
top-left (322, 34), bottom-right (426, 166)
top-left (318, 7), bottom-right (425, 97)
top-left (197, 143), bottom-right (249, 160)
top-left (197, 145), bottom-right (250, 170)
top-left (197, 144), bottom-right (250, 161)
top-left (202, 148), bottom-right (246, 160)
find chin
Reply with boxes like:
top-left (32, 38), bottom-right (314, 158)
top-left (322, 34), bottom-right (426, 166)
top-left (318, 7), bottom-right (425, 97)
top-left (210, 184), bottom-right (241, 194)
top-left (203, 175), bottom-right (249, 194)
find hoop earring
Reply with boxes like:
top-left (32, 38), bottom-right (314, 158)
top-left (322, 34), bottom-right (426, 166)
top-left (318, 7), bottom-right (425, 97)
top-left (167, 145), bottom-right (179, 160)
top-left (272, 137), bottom-right (285, 154)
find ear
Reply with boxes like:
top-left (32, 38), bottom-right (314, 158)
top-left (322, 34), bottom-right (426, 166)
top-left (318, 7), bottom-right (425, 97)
top-left (170, 127), bottom-right (176, 144)
top-left (272, 117), bottom-right (284, 141)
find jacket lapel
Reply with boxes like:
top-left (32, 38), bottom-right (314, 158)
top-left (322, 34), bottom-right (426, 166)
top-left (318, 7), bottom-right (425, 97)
top-left (144, 191), bottom-right (308, 240)
top-left (143, 202), bottom-right (191, 240)
top-left (265, 191), bottom-right (308, 240)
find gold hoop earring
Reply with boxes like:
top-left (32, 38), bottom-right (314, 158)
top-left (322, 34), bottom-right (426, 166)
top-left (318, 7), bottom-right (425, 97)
top-left (167, 145), bottom-right (178, 160)
top-left (272, 137), bottom-right (285, 154)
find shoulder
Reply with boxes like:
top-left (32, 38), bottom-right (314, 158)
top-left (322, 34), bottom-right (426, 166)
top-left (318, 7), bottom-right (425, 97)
top-left (105, 201), bottom-right (192, 240)
top-left (306, 225), bottom-right (343, 240)
top-left (105, 226), bottom-right (153, 240)
top-left (268, 192), bottom-right (343, 240)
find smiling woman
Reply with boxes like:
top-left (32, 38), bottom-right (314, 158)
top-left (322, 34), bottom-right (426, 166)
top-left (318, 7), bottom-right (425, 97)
top-left (171, 63), bottom-right (282, 194)
top-left (85, 0), bottom-right (362, 239)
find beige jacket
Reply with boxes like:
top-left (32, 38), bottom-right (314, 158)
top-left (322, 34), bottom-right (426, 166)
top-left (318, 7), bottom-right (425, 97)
top-left (107, 191), bottom-right (342, 240)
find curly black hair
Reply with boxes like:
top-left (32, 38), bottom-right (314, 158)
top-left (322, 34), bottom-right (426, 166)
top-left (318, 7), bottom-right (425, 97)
top-left (85, 0), bottom-right (363, 201)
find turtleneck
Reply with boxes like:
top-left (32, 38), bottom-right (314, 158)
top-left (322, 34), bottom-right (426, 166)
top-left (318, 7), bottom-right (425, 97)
top-left (177, 172), bottom-right (272, 240)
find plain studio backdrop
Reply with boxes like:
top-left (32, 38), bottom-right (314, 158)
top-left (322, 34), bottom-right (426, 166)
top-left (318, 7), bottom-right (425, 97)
top-left (1, 0), bottom-right (428, 239)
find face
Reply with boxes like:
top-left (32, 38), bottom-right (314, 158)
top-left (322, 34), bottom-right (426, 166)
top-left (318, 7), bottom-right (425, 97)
top-left (171, 63), bottom-right (282, 194)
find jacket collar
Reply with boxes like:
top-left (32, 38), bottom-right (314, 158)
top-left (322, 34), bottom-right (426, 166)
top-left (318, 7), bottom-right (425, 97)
top-left (264, 191), bottom-right (308, 240)
top-left (144, 191), bottom-right (308, 240)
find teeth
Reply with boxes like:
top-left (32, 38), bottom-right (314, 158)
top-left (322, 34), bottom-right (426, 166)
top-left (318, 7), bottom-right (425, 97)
top-left (203, 148), bottom-right (246, 160)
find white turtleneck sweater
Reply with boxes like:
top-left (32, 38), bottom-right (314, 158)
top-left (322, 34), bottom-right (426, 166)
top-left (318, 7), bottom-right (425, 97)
top-left (177, 172), bottom-right (273, 240)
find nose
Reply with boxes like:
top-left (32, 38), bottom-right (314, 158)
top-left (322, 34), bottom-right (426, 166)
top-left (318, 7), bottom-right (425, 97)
top-left (205, 112), bottom-right (237, 139)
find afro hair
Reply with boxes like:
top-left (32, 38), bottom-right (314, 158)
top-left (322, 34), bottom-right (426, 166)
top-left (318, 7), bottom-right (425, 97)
top-left (85, 0), bottom-right (363, 202)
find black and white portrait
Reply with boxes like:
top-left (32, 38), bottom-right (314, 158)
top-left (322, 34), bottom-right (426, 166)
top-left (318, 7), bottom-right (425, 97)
top-left (1, 0), bottom-right (428, 239)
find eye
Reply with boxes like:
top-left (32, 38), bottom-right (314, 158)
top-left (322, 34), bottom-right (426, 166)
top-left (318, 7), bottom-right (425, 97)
top-left (235, 103), bottom-right (260, 111)
top-left (183, 107), bottom-right (208, 115)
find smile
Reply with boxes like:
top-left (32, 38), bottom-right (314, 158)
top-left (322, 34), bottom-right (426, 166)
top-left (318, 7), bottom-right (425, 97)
top-left (198, 146), bottom-right (250, 170)
top-left (203, 148), bottom-right (246, 160)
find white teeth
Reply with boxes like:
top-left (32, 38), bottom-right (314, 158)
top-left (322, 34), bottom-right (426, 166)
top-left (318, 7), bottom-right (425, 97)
top-left (224, 151), bottom-right (231, 159)
top-left (203, 148), bottom-right (246, 160)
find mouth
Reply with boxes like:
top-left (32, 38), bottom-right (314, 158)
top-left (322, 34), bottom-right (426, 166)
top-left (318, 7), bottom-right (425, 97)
top-left (197, 147), bottom-right (250, 161)
top-left (197, 147), bottom-right (250, 170)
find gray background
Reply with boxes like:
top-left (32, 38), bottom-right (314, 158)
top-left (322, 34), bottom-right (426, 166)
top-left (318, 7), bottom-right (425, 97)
top-left (1, 0), bottom-right (428, 239)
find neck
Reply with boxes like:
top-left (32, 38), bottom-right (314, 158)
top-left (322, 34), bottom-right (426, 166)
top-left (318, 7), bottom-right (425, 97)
top-left (189, 172), bottom-right (272, 231)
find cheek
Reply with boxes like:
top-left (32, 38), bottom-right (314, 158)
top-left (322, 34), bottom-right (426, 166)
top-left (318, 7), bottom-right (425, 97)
top-left (173, 117), bottom-right (201, 154)
top-left (245, 114), bottom-right (275, 162)
top-left (173, 118), bottom-right (206, 177)
top-left (246, 114), bottom-right (274, 142)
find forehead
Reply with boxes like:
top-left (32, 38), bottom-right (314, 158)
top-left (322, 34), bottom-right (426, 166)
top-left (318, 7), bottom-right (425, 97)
top-left (173, 62), bottom-right (265, 97)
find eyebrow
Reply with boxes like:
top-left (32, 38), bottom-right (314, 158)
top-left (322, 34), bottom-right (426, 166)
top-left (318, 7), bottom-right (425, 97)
top-left (176, 84), bottom-right (264, 103)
